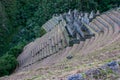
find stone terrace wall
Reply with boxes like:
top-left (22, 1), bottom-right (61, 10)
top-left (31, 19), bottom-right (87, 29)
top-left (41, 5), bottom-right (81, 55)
top-left (42, 15), bottom-right (63, 32)
top-left (17, 19), bottom-right (69, 70)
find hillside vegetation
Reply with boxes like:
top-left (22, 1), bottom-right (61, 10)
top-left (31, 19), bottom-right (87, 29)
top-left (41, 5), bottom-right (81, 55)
top-left (0, 0), bottom-right (119, 77)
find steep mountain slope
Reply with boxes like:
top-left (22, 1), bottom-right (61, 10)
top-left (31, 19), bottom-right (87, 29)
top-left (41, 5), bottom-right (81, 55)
top-left (1, 8), bottom-right (120, 80)
top-left (0, 0), bottom-right (120, 79)
top-left (0, 0), bottom-right (119, 56)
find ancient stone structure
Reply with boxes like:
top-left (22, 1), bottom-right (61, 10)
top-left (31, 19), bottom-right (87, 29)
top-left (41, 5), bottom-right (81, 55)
top-left (17, 10), bottom-right (99, 70)
top-left (43, 10), bottom-right (98, 45)
top-left (1, 8), bottom-right (120, 80)
top-left (17, 19), bottom-right (69, 69)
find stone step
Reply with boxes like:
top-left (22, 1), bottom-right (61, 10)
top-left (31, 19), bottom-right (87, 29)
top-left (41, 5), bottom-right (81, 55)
top-left (46, 21), bottom-right (52, 31)
top-left (105, 12), bottom-right (120, 26)
top-left (101, 14), bottom-right (120, 33)
top-left (97, 16), bottom-right (116, 47)
top-left (95, 19), bottom-right (112, 45)
top-left (43, 23), bottom-right (50, 32)
top-left (80, 39), bottom-right (90, 52)
top-left (85, 23), bottom-right (104, 53)
top-left (89, 23), bottom-right (101, 33)
top-left (94, 18), bottom-right (108, 39)
top-left (51, 17), bottom-right (59, 23)
top-left (92, 19), bottom-right (104, 32)
top-left (100, 15), bottom-right (115, 33)
top-left (83, 36), bottom-right (95, 51)
top-left (78, 35), bottom-right (96, 54)
top-left (96, 16), bottom-right (114, 43)
top-left (67, 44), bottom-right (79, 56)
top-left (49, 21), bottom-right (56, 29)
top-left (93, 19), bottom-right (110, 49)
top-left (75, 41), bottom-right (85, 53)
top-left (88, 23), bottom-right (100, 43)
top-left (32, 47), bottom-right (68, 68)
top-left (17, 25), bottom-right (70, 70)
top-left (96, 17), bottom-right (109, 30)
top-left (111, 10), bottom-right (120, 19)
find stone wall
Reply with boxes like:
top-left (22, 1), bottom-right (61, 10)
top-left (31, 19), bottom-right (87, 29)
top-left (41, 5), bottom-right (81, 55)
top-left (17, 20), bottom-right (69, 69)
top-left (17, 9), bottom-right (100, 70)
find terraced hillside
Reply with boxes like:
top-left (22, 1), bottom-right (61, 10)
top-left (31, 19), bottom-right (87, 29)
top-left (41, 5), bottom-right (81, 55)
top-left (0, 8), bottom-right (120, 80)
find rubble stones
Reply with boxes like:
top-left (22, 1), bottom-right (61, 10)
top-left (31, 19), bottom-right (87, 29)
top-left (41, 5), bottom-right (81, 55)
top-left (107, 61), bottom-right (119, 73)
top-left (67, 60), bottom-right (120, 80)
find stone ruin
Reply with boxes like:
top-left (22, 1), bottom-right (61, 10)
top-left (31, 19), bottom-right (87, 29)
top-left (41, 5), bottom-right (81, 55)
top-left (17, 9), bottom-right (100, 70)
top-left (1, 7), bottom-right (120, 80)
top-left (42, 10), bottom-right (99, 45)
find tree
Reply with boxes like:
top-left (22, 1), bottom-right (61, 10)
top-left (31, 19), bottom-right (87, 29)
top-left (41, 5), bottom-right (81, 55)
top-left (0, 54), bottom-right (18, 77)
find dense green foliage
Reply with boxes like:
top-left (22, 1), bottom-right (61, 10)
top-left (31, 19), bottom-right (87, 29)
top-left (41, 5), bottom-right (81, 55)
top-left (0, 42), bottom-right (25, 77)
top-left (0, 0), bottom-right (119, 56)
top-left (0, 54), bottom-right (17, 77)
top-left (0, 0), bottom-right (119, 77)
top-left (7, 42), bottom-right (26, 58)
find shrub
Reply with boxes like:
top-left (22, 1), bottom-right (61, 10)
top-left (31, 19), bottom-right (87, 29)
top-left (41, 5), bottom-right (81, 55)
top-left (0, 54), bottom-right (18, 77)
top-left (7, 42), bottom-right (26, 58)
top-left (39, 27), bottom-right (46, 37)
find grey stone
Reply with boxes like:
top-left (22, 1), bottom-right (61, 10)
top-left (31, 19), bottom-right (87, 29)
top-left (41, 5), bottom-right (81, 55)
top-left (96, 10), bottom-right (100, 15)
top-left (107, 61), bottom-right (119, 73)
top-left (66, 55), bottom-right (73, 59)
top-left (68, 73), bottom-right (84, 80)
top-left (89, 11), bottom-right (94, 19)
